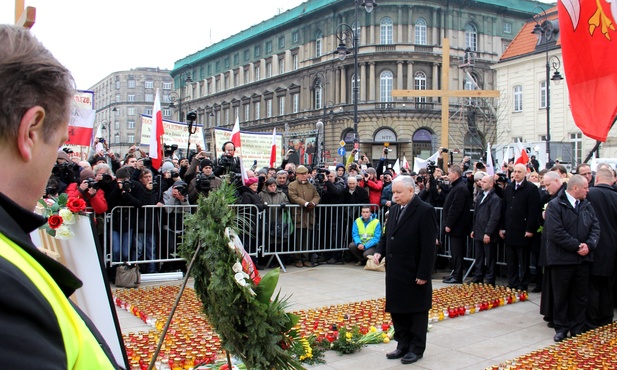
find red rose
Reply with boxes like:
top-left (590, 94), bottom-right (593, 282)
top-left (66, 197), bottom-right (86, 213)
top-left (48, 215), bottom-right (63, 229)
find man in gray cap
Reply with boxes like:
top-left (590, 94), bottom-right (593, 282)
top-left (288, 165), bottom-right (321, 267)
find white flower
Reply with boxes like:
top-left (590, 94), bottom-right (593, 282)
top-left (55, 225), bottom-right (75, 240)
top-left (228, 242), bottom-right (235, 250)
top-left (232, 261), bottom-right (243, 273)
top-left (58, 208), bottom-right (75, 225)
top-left (234, 272), bottom-right (248, 286)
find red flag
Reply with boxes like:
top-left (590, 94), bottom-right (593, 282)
top-left (515, 149), bottom-right (529, 166)
top-left (270, 128), bottom-right (277, 168)
top-left (149, 89), bottom-right (164, 170)
top-left (231, 116), bottom-right (241, 148)
top-left (559, 1), bottom-right (617, 141)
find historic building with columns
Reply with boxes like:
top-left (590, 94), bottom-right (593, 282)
top-left (171, 0), bottom-right (542, 166)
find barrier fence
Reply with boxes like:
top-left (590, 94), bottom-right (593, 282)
top-left (101, 204), bottom-right (507, 274)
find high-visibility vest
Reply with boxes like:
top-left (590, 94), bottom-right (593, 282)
top-left (0, 233), bottom-right (116, 369)
top-left (355, 218), bottom-right (380, 244)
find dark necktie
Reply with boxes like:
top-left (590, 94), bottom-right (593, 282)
top-left (397, 206), bottom-right (406, 224)
top-left (575, 200), bottom-right (580, 213)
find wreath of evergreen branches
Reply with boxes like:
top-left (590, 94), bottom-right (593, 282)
top-left (180, 182), bottom-right (305, 369)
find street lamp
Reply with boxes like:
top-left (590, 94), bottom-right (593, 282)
top-left (315, 119), bottom-right (324, 166)
top-left (335, 0), bottom-right (376, 158)
top-left (168, 73), bottom-right (193, 123)
top-left (532, 8), bottom-right (564, 167)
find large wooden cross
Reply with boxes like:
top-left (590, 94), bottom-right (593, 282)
top-left (392, 38), bottom-right (500, 153)
top-left (14, 0), bottom-right (36, 29)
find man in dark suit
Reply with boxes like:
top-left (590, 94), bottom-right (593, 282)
top-left (545, 175), bottom-right (599, 342)
top-left (470, 174), bottom-right (502, 285)
top-left (585, 168), bottom-right (617, 329)
top-left (442, 164), bottom-right (472, 284)
top-left (373, 175), bottom-right (436, 365)
top-left (500, 163), bottom-right (541, 291)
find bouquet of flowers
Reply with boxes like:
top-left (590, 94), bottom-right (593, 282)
top-left (38, 193), bottom-right (87, 240)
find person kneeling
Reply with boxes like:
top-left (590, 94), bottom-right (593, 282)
top-left (348, 206), bottom-right (381, 266)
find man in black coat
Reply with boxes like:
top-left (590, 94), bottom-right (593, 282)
top-left (545, 175), bottom-right (599, 342)
top-left (584, 168), bottom-right (617, 329)
top-left (499, 164), bottom-right (541, 291)
top-left (442, 165), bottom-right (472, 284)
top-left (373, 175), bottom-right (436, 365)
top-left (470, 174), bottom-right (501, 285)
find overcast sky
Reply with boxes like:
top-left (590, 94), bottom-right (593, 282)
top-left (2, 0), bottom-right (555, 89)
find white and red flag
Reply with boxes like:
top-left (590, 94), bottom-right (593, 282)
top-left (270, 128), bottom-right (277, 168)
top-left (65, 108), bottom-right (95, 146)
top-left (231, 116), bottom-right (242, 149)
top-left (149, 89), bottom-right (164, 170)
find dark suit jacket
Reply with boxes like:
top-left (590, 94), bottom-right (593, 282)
top-left (342, 186), bottom-right (369, 204)
top-left (442, 177), bottom-right (472, 237)
top-left (500, 178), bottom-right (541, 246)
top-left (376, 195), bottom-right (436, 313)
top-left (586, 184), bottom-right (617, 276)
top-left (472, 189), bottom-right (502, 242)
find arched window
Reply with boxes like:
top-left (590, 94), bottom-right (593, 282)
top-left (314, 78), bottom-right (323, 110)
top-left (412, 128), bottom-right (434, 158)
top-left (315, 30), bottom-right (322, 57)
top-left (414, 71), bottom-right (427, 103)
top-left (465, 23), bottom-right (478, 51)
top-left (380, 17), bottom-right (393, 44)
top-left (351, 73), bottom-right (360, 103)
top-left (415, 18), bottom-right (427, 45)
top-left (380, 71), bottom-right (393, 102)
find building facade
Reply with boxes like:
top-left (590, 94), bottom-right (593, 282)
top-left (89, 67), bottom-right (174, 157)
top-left (494, 6), bottom-right (617, 170)
top-left (171, 0), bottom-right (542, 166)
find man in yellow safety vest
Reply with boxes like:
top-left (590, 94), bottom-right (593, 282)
top-left (348, 205), bottom-right (382, 266)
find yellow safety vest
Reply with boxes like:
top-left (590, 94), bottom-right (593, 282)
top-left (0, 233), bottom-right (116, 369)
top-left (355, 218), bottom-right (379, 244)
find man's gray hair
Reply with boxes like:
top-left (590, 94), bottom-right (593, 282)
top-left (392, 174), bottom-right (415, 189)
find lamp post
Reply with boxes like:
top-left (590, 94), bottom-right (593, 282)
top-left (335, 0), bottom-right (376, 158)
top-left (315, 119), bottom-right (324, 167)
top-left (108, 106), bottom-right (117, 153)
top-left (532, 8), bottom-right (564, 167)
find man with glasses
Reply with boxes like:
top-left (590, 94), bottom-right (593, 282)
top-left (214, 141), bottom-right (242, 179)
top-left (576, 163), bottom-right (594, 187)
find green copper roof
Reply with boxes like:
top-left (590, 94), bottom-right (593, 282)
top-left (172, 0), bottom-right (553, 73)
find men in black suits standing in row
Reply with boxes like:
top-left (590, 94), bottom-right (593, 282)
top-left (500, 163), bottom-right (541, 291)
top-left (374, 175), bottom-right (436, 365)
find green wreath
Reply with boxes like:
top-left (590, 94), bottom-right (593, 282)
top-left (180, 182), bottom-right (305, 369)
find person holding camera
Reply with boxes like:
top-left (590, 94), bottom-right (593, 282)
top-left (363, 167), bottom-right (383, 211)
top-left (107, 167), bottom-right (143, 264)
top-left (418, 165), bottom-right (449, 207)
top-left (188, 159), bottom-right (222, 204)
top-left (65, 169), bottom-right (108, 215)
top-left (159, 180), bottom-right (191, 272)
top-left (214, 141), bottom-right (242, 180)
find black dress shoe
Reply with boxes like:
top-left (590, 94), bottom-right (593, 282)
top-left (531, 286), bottom-right (542, 293)
top-left (401, 352), bottom-right (423, 364)
top-left (443, 276), bottom-right (461, 284)
top-left (554, 332), bottom-right (566, 342)
top-left (547, 321), bottom-right (555, 328)
top-left (471, 278), bottom-right (483, 284)
top-left (386, 348), bottom-right (406, 359)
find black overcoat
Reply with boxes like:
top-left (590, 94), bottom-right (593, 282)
top-left (442, 177), bottom-right (472, 237)
top-left (472, 189), bottom-right (502, 242)
top-left (500, 178), bottom-right (541, 246)
top-left (586, 184), bottom-right (617, 276)
top-left (376, 195), bottom-right (437, 313)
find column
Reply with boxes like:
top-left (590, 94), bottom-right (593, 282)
top-left (340, 66), bottom-right (347, 104)
top-left (369, 62), bottom-right (376, 102)
top-left (396, 61), bottom-right (403, 90)
top-left (407, 62), bottom-right (414, 90)
top-left (335, 67), bottom-right (341, 105)
top-left (432, 63), bottom-right (439, 103)
top-left (397, 6), bottom-right (403, 44)
top-left (360, 63), bottom-right (367, 102)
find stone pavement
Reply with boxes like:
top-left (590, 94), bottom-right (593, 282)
top-left (115, 264), bottom-right (556, 370)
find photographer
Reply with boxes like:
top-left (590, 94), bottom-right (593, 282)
top-left (52, 150), bottom-right (80, 193)
top-left (107, 167), bottom-right (143, 264)
top-left (64, 169), bottom-right (108, 215)
top-left (159, 180), bottom-right (191, 272)
top-left (184, 148), bottom-right (211, 185)
top-left (318, 170), bottom-right (346, 263)
top-left (362, 167), bottom-right (383, 211)
top-left (418, 163), bottom-right (449, 207)
top-left (188, 159), bottom-right (222, 204)
top-left (214, 141), bottom-right (242, 180)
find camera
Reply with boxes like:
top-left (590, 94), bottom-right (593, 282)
top-left (426, 160), bottom-right (438, 175)
top-left (51, 161), bottom-right (79, 184)
top-left (121, 180), bottom-right (133, 192)
top-left (441, 148), bottom-right (449, 153)
top-left (164, 144), bottom-right (178, 157)
top-left (98, 138), bottom-right (105, 143)
top-left (315, 168), bottom-right (327, 184)
top-left (196, 173), bottom-right (214, 192)
top-left (383, 147), bottom-right (392, 155)
top-left (142, 157), bottom-right (152, 168)
top-left (85, 178), bottom-right (99, 190)
top-left (496, 172), bottom-right (508, 183)
top-left (186, 111), bottom-right (197, 122)
top-left (175, 184), bottom-right (188, 197)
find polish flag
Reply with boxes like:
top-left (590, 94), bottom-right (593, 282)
top-left (270, 128), bottom-right (277, 168)
top-left (485, 142), bottom-right (495, 176)
top-left (149, 89), bottom-right (164, 170)
top-left (515, 149), bottom-right (529, 167)
top-left (231, 116), bottom-right (242, 149)
top-left (65, 108), bottom-right (95, 146)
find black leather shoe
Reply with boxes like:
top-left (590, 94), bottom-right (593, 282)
top-left (443, 277), bottom-right (461, 284)
top-left (554, 332), bottom-right (566, 342)
top-left (401, 352), bottom-right (423, 364)
top-left (386, 349), bottom-right (406, 359)
top-left (471, 278), bottom-right (483, 284)
top-left (531, 286), bottom-right (542, 293)
top-left (547, 321), bottom-right (555, 328)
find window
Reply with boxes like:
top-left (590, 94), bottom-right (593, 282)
top-left (128, 121), bottom-right (135, 129)
top-left (414, 71), bottom-right (427, 103)
top-left (128, 94), bottom-right (135, 102)
top-left (292, 31), bottom-right (299, 43)
top-left (114, 121), bottom-right (119, 129)
top-left (292, 93), bottom-right (299, 113)
top-left (145, 108), bottom-right (152, 116)
top-left (254, 102), bottom-right (261, 120)
top-left (571, 132), bottom-right (582, 165)
top-left (115, 108), bottom-right (120, 116)
top-left (128, 80), bottom-right (136, 88)
top-left (163, 82), bottom-right (172, 90)
top-left (540, 80), bottom-right (547, 109)
top-left (115, 81), bottom-right (120, 89)
top-left (127, 107), bottom-right (135, 116)
top-left (293, 54), bottom-right (299, 70)
top-left (278, 36), bottom-right (285, 49)
top-left (415, 18), bottom-right (427, 45)
top-left (224, 57), bottom-right (230, 69)
top-left (254, 66), bottom-right (260, 81)
top-left (234, 71), bottom-right (239, 87)
top-left (266, 41), bottom-right (272, 54)
top-left (315, 31), bottom-right (322, 57)
top-left (244, 104), bottom-right (250, 121)
top-left (163, 109), bottom-right (171, 117)
top-left (380, 17), bottom-right (393, 44)
top-left (244, 49), bottom-right (250, 61)
top-left (234, 107), bottom-right (239, 121)
top-left (315, 84), bottom-right (322, 110)
top-left (215, 61), bottom-right (220, 73)
top-left (145, 93), bottom-right (154, 102)
top-left (114, 133), bottom-right (120, 143)
top-left (224, 75), bottom-right (229, 89)
top-left (254, 45), bottom-right (261, 58)
top-left (278, 96), bottom-right (285, 115)
top-left (266, 99), bottom-right (273, 118)
top-left (465, 23), bottom-right (478, 51)
top-left (279, 58), bottom-right (285, 74)
top-left (504, 22), bottom-right (512, 34)
top-left (127, 134), bottom-right (134, 143)
top-left (266, 62), bottom-right (272, 78)
top-left (513, 85), bottom-right (523, 112)
top-left (351, 73), bottom-right (360, 103)
top-left (225, 109), bottom-right (230, 125)
top-left (145, 81), bottom-right (153, 88)
top-left (380, 71), bottom-right (393, 102)
top-left (116, 94), bottom-right (121, 102)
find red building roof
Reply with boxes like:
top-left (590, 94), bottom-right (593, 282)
top-left (500, 6), bottom-right (560, 62)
